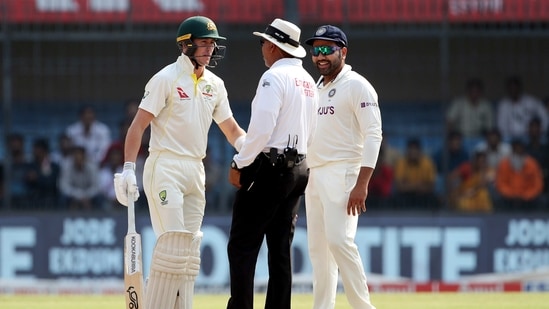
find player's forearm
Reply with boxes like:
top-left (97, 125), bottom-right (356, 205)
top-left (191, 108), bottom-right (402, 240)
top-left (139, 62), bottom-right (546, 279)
top-left (124, 109), bottom-right (153, 163)
top-left (356, 166), bottom-right (374, 192)
top-left (124, 128), bottom-right (145, 162)
top-left (229, 128), bottom-right (247, 151)
top-left (218, 117), bottom-right (246, 151)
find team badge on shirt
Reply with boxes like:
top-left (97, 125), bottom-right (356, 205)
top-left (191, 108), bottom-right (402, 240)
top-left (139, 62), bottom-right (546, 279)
top-left (159, 190), bottom-right (168, 205)
top-left (202, 84), bottom-right (213, 97)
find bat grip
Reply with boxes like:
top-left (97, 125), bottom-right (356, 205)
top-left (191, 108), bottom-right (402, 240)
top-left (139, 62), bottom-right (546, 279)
top-left (127, 191), bottom-right (137, 234)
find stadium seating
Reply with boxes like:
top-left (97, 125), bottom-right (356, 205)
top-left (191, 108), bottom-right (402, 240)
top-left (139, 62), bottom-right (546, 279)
top-left (1, 101), bottom-right (447, 160)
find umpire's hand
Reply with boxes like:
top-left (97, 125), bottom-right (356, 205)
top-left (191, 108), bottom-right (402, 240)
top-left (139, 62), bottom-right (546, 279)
top-left (228, 163), bottom-right (241, 189)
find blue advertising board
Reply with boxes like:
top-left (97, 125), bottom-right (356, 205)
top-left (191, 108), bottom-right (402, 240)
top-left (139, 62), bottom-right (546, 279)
top-left (1, 213), bottom-right (548, 287)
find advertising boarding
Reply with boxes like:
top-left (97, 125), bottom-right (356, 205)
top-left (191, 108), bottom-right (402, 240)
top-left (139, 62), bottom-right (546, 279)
top-left (1, 213), bottom-right (548, 291)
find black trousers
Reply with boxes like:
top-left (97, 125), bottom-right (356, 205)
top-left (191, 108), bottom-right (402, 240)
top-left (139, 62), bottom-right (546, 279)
top-left (226, 154), bottom-right (309, 309)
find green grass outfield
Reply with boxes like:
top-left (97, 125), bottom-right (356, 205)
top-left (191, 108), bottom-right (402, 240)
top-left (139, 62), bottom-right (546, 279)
top-left (1, 292), bottom-right (548, 309)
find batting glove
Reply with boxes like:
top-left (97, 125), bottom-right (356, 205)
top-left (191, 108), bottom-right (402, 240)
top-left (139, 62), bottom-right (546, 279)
top-left (113, 162), bottom-right (140, 207)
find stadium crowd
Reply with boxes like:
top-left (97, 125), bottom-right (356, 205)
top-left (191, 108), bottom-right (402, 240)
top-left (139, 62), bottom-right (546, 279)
top-left (369, 75), bottom-right (549, 213)
top-left (1, 76), bottom-right (548, 213)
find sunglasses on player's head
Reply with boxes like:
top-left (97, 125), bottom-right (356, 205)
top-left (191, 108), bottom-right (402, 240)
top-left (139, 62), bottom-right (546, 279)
top-left (311, 45), bottom-right (342, 56)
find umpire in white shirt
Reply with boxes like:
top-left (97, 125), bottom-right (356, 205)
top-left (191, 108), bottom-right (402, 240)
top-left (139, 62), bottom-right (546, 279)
top-left (226, 18), bottom-right (318, 309)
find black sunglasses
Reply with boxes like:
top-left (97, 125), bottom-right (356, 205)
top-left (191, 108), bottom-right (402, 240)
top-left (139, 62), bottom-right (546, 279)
top-left (311, 45), bottom-right (342, 56)
top-left (259, 39), bottom-right (266, 46)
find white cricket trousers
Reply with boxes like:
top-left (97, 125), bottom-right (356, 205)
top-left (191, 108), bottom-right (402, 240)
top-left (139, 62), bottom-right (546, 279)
top-left (305, 161), bottom-right (376, 309)
top-left (143, 151), bottom-right (206, 236)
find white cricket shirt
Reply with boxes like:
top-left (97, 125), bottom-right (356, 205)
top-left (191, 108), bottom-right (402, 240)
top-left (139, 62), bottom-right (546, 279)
top-left (496, 94), bottom-right (549, 141)
top-left (234, 58), bottom-right (318, 168)
top-left (139, 55), bottom-right (233, 159)
top-left (307, 64), bottom-right (382, 169)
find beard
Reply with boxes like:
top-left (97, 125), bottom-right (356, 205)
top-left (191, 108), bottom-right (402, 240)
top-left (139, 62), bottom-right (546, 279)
top-left (316, 52), bottom-right (343, 77)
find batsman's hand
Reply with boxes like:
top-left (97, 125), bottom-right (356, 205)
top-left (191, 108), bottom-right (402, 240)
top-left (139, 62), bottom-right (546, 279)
top-left (114, 162), bottom-right (140, 207)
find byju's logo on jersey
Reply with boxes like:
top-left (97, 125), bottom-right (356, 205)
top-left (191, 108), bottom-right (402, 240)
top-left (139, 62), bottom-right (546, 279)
top-left (360, 102), bottom-right (378, 108)
top-left (177, 87), bottom-right (190, 100)
top-left (318, 106), bottom-right (335, 115)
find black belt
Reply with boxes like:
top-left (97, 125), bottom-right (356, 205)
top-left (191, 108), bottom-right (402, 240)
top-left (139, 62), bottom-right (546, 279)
top-left (260, 151), bottom-right (306, 168)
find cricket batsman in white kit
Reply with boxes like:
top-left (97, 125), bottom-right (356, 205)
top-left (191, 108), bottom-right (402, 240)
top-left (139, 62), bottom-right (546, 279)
top-left (114, 16), bottom-right (246, 309)
top-left (304, 25), bottom-right (382, 309)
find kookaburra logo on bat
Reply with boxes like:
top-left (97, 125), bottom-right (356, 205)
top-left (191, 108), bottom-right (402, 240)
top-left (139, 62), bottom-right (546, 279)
top-left (127, 286), bottom-right (139, 309)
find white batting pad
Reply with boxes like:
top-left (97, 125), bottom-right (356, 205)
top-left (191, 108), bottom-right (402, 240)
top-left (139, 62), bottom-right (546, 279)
top-left (145, 231), bottom-right (197, 309)
top-left (175, 231), bottom-right (202, 309)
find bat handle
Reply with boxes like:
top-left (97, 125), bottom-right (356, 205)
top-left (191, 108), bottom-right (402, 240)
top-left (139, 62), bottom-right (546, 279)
top-left (127, 191), bottom-right (137, 234)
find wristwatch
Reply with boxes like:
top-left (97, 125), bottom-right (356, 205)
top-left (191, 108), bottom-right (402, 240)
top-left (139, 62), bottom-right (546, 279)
top-left (230, 160), bottom-right (240, 170)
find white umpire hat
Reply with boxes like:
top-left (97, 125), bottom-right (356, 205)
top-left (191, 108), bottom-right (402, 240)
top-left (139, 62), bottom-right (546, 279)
top-left (253, 18), bottom-right (306, 58)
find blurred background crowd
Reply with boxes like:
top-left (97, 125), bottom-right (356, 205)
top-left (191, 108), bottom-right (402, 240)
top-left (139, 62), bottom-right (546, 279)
top-left (1, 0), bottom-right (549, 214)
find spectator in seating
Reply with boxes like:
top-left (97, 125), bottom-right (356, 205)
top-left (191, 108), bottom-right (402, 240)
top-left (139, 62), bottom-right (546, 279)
top-left (432, 131), bottom-right (469, 200)
top-left (474, 128), bottom-right (511, 170)
top-left (50, 133), bottom-right (74, 168)
top-left (393, 138), bottom-right (439, 210)
top-left (379, 133), bottom-right (401, 168)
top-left (99, 144), bottom-right (124, 211)
top-left (473, 128), bottom-right (511, 200)
top-left (446, 78), bottom-right (493, 140)
top-left (494, 138), bottom-right (544, 212)
top-left (1, 133), bottom-right (31, 208)
top-left (25, 138), bottom-right (61, 209)
top-left (59, 146), bottom-right (102, 210)
top-left (496, 75), bottom-right (548, 141)
top-left (368, 146), bottom-right (394, 209)
top-left (65, 105), bottom-right (112, 166)
top-left (524, 117), bottom-right (549, 203)
top-left (433, 130), bottom-right (470, 174)
top-left (448, 149), bottom-right (493, 213)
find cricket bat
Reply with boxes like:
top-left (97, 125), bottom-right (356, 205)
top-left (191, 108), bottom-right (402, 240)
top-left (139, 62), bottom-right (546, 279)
top-left (124, 191), bottom-right (145, 309)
